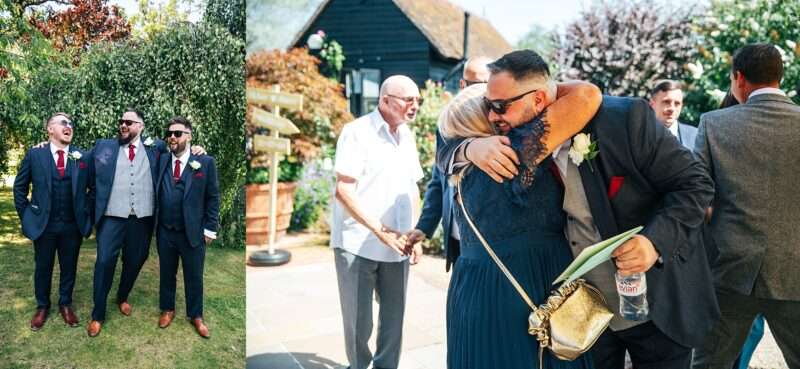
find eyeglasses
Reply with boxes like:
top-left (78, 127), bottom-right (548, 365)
top-left (53, 119), bottom-right (74, 128)
top-left (166, 130), bottom-right (190, 138)
top-left (463, 80), bottom-right (487, 87)
top-left (386, 94), bottom-right (424, 106)
top-left (118, 119), bottom-right (142, 126)
top-left (483, 89), bottom-right (539, 115)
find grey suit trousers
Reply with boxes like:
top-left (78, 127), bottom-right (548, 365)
top-left (334, 248), bottom-right (409, 369)
top-left (692, 291), bottom-right (800, 369)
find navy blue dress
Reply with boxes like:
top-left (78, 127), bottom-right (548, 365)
top-left (446, 117), bottom-right (594, 369)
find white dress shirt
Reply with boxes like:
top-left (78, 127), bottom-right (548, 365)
top-left (50, 144), bottom-right (70, 165)
top-left (749, 87), bottom-right (786, 98)
top-left (667, 122), bottom-right (680, 138)
top-left (331, 110), bottom-right (424, 262)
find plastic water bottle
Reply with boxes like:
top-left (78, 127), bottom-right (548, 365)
top-left (615, 271), bottom-right (649, 321)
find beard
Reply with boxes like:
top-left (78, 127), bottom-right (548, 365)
top-left (169, 141), bottom-right (187, 155)
top-left (117, 130), bottom-right (137, 145)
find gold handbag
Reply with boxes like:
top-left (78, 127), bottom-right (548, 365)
top-left (456, 181), bottom-right (613, 365)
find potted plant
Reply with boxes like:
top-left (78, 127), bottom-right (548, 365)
top-left (245, 158), bottom-right (302, 245)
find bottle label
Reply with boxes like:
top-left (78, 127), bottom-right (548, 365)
top-left (616, 278), bottom-right (646, 297)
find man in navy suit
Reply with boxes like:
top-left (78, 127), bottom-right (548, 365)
top-left (154, 116), bottom-right (219, 338)
top-left (649, 79), bottom-right (697, 150)
top-left (13, 113), bottom-right (94, 330)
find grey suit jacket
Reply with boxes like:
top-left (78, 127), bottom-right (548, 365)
top-left (695, 93), bottom-right (800, 301)
top-left (678, 122), bottom-right (697, 150)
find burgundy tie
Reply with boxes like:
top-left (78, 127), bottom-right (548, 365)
top-left (174, 159), bottom-right (181, 182)
top-left (128, 144), bottom-right (135, 161)
top-left (56, 150), bottom-right (65, 178)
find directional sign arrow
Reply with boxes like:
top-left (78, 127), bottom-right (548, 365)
top-left (249, 106), bottom-right (300, 135)
top-left (247, 87), bottom-right (304, 111)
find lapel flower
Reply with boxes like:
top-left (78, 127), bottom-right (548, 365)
top-left (68, 151), bottom-right (82, 161)
top-left (143, 137), bottom-right (155, 147)
top-left (189, 160), bottom-right (201, 170)
top-left (568, 133), bottom-right (599, 172)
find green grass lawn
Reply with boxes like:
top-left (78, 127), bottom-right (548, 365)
top-left (0, 187), bottom-right (245, 369)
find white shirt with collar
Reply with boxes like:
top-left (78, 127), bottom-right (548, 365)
top-left (667, 121), bottom-right (680, 138)
top-left (50, 143), bottom-right (71, 165)
top-left (749, 87), bottom-right (786, 99)
top-left (123, 136), bottom-right (142, 154)
top-left (331, 109), bottom-right (424, 262)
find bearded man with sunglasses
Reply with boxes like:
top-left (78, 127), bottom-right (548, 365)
top-left (14, 113), bottom-right (94, 331)
top-left (154, 116), bottom-right (219, 339)
top-left (85, 108), bottom-right (205, 337)
top-left (437, 50), bottom-right (718, 369)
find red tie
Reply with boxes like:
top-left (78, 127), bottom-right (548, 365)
top-left (173, 159), bottom-right (181, 182)
top-left (128, 144), bottom-right (135, 161)
top-left (56, 150), bottom-right (65, 178)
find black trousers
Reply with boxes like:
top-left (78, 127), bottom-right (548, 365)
top-left (91, 215), bottom-right (154, 321)
top-left (157, 226), bottom-right (205, 319)
top-left (592, 321), bottom-right (692, 369)
top-left (33, 220), bottom-right (82, 309)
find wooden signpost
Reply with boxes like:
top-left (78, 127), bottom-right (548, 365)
top-left (247, 85), bottom-right (303, 267)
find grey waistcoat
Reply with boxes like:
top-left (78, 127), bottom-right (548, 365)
top-left (562, 159), bottom-right (646, 331)
top-left (105, 144), bottom-right (154, 218)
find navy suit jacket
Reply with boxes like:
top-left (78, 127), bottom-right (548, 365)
top-left (155, 153), bottom-right (220, 248)
top-left (89, 138), bottom-right (166, 224)
top-left (415, 133), bottom-right (458, 271)
top-left (438, 96), bottom-right (718, 348)
top-left (13, 144), bottom-right (94, 240)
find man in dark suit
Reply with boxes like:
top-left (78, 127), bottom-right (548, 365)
top-left (154, 116), bottom-right (219, 338)
top-left (438, 50), bottom-right (718, 369)
top-left (691, 43), bottom-right (800, 369)
top-left (649, 79), bottom-right (698, 150)
top-left (13, 113), bottom-right (94, 330)
top-left (405, 57), bottom-right (491, 270)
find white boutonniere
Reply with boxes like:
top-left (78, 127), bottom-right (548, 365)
top-left (568, 133), bottom-right (599, 172)
top-left (189, 160), bottom-right (201, 170)
top-left (143, 137), bottom-right (155, 147)
top-left (68, 151), bottom-right (82, 161)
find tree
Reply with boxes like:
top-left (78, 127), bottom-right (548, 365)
top-left (28, 0), bottom-right (130, 62)
top-left (555, 0), bottom-right (698, 99)
top-left (203, 0), bottom-right (244, 40)
top-left (516, 24), bottom-right (560, 72)
top-left (682, 0), bottom-right (800, 122)
top-left (128, 0), bottom-right (193, 40)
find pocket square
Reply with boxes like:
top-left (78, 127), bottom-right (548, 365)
top-left (608, 176), bottom-right (624, 199)
top-left (79, 162), bottom-right (88, 169)
top-left (193, 172), bottom-right (204, 178)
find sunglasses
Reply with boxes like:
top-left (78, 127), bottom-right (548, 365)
top-left (166, 130), bottom-right (191, 138)
top-left (463, 80), bottom-right (487, 87)
top-left (53, 119), bottom-right (74, 128)
top-left (118, 119), bottom-right (142, 126)
top-left (387, 94), bottom-right (424, 106)
top-left (483, 88), bottom-right (539, 115)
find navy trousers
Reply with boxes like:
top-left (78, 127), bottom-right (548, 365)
top-left (33, 221), bottom-right (82, 309)
top-left (592, 321), bottom-right (692, 369)
top-left (157, 226), bottom-right (205, 319)
top-left (91, 215), bottom-right (154, 321)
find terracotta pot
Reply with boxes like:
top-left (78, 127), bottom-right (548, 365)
top-left (245, 182), bottom-right (297, 245)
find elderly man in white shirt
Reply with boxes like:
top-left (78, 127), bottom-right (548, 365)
top-left (331, 75), bottom-right (424, 369)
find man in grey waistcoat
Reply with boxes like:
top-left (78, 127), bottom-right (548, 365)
top-left (691, 43), bottom-right (800, 369)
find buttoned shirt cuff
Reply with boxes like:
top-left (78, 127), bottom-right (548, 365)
top-left (448, 137), bottom-right (475, 175)
top-left (204, 229), bottom-right (217, 239)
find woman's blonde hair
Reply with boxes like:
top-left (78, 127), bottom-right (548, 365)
top-left (438, 83), bottom-right (493, 140)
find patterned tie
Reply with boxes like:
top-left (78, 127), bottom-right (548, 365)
top-left (173, 159), bottom-right (181, 182)
top-left (128, 144), bottom-right (135, 161)
top-left (56, 150), bottom-right (65, 178)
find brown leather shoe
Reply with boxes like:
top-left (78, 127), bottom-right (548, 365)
top-left (59, 306), bottom-right (79, 327)
top-left (87, 320), bottom-right (102, 337)
top-left (118, 301), bottom-right (132, 316)
top-left (30, 308), bottom-right (48, 331)
top-left (191, 318), bottom-right (210, 338)
top-left (158, 311), bottom-right (175, 329)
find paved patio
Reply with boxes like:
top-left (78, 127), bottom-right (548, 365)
top-left (245, 233), bottom-right (788, 369)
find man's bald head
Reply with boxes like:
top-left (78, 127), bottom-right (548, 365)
top-left (460, 56), bottom-right (492, 89)
top-left (378, 75), bottom-right (421, 128)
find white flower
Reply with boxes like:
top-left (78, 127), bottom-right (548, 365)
top-left (307, 33), bottom-right (324, 50)
top-left (788, 90), bottom-right (797, 98)
top-left (710, 30), bottom-right (721, 37)
top-left (718, 23), bottom-right (728, 30)
top-left (569, 133), bottom-right (592, 166)
top-left (786, 40), bottom-right (797, 50)
top-left (321, 157), bottom-right (333, 171)
top-left (709, 89), bottom-right (727, 102)
top-left (762, 12), bottom-right (770, 21)
top-left (749, 18), bottom-right (760, 31)
top-left (775, 45), bottom-right (788, 61)
top-left (686, 62), bottom-right (704, 80)
top-left (68, 151), bottom-right (82, 160)
top-left (189, 160), bottom-right (201, 170)
top-left (724, 15), bottom-right (735, 22)
top-left (143, 137), bottom-right (155, 146)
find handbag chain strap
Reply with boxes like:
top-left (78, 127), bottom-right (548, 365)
top-left (456, 180), bottom-right (539, 313)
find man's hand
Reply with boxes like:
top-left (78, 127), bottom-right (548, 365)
top-left (612, 235), bottom-right (659, 275)
top-left (405, 229), bottom-right (426, 247)
top-left (409, 242), bottom-right (423, 265)
top-left (464, 136), bottom-right (519, 183)
top-left (191, 145), bottom-right (206, 156)
top-left (374, 225), bottom-right (407, 256)
top-left (204, 236), bottom-right (213, 245)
